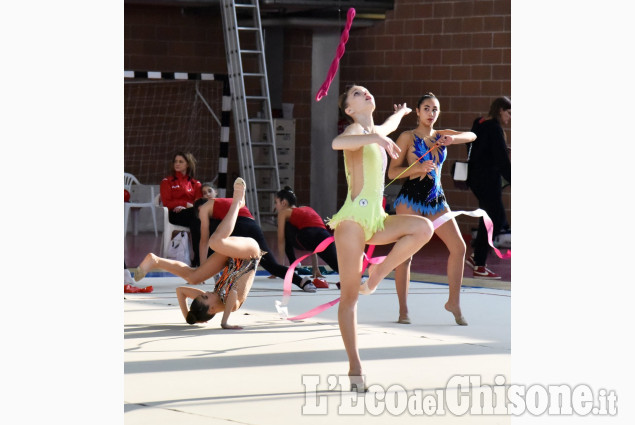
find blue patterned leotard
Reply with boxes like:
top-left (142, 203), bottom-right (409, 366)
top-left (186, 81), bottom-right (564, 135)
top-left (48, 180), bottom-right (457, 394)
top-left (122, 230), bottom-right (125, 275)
top-left (393, 133), bottom-right (449, 215)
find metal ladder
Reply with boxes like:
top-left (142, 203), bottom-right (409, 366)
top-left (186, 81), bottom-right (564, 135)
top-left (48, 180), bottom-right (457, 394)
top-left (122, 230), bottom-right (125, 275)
top-left (220, 0), bottom-right (280, 227)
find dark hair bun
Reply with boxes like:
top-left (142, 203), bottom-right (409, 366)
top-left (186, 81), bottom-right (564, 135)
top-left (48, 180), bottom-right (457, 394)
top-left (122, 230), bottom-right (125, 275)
top-left (186, 311), bottom-right (197, 325)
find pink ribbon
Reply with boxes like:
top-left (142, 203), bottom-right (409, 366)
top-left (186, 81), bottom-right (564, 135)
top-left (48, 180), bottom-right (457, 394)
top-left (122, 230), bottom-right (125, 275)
top-left (281, 236), bottom-right (336, 306)
top-left (431, 208), bottom-right (511, 259)
top-left (284, 297), bottom-right (341, 321)
top-left (275, 208), bottom-right (509, 321)
top-left (315, 8), bottom-right (356, 102)
top-left (276, 235), bottom-right (384, 321)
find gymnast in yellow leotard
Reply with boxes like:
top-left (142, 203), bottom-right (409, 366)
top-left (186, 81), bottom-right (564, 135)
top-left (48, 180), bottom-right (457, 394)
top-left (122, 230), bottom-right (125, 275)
top-left (329, 85), bottom-right (435, 392)
top-left (327, 140), bottom-right (387, 241)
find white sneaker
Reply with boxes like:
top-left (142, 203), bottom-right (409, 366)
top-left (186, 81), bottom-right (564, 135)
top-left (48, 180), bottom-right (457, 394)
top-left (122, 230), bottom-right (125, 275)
top-left (300, 278), bottom-right (317, 293)
top-left (124, 269), bottom-right (135, 284)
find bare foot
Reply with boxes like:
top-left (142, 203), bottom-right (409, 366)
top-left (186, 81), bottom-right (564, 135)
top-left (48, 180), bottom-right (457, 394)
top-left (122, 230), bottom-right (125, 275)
top-left (445, 301), bottom-right (468, 326)
top-left (348, 372), bottom-right (367, 393)
top-left (233, 177), bottom-right (246, 208)
top-left (134, 253), bottom-right (158, 282)
top-left (397, 313), bottom-right (411, 324)
top-left (359, 262), bottom-right (380, 295)
top-left (359, 280), bottom-right (374, 295)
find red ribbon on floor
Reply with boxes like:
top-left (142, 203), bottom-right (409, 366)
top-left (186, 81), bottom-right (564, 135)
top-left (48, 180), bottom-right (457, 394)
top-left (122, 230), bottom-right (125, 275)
top-left (124, 284), bottom-right (153, 293)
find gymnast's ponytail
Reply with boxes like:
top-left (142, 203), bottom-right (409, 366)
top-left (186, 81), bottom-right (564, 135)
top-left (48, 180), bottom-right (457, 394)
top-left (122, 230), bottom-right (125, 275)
top-left (276, 186), bottom-right (297, 207)
top-left (186, 297), bottom-right (216, 324)
top-left (186, 311), bottom-right (198, 325)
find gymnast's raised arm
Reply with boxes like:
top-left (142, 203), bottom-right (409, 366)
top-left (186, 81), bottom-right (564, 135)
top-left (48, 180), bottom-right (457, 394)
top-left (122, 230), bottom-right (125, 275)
top-left (375, 103), bottom-right (412, 137)
top-left (332, 123), bottom-right (401, 160)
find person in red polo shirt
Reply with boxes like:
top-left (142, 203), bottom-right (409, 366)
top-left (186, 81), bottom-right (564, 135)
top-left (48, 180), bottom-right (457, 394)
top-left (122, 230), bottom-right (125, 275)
top-left (194, 190), bottom-right (316, 293)
top-left (160, 152), bottom-right (203, 264)
top-left (274, 187), bottom-right (339, 282)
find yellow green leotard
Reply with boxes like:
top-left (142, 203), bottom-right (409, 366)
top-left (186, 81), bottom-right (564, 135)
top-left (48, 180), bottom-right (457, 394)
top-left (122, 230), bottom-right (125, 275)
top-left (327, 143), bottom-right (388, 241)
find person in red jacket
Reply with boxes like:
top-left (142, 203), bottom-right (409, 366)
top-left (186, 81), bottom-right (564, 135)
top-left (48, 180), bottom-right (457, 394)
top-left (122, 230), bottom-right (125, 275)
top-left (160, 152), bottom-right (203, 265)
top-left (274, 187), bottom-right (339, 281)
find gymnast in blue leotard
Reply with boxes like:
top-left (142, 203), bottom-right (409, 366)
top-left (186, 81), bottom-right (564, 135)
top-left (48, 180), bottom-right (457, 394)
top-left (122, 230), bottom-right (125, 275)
top-left (388, 92), bottom-right (476, 326)
top-left (393, 131), bottom-right (449, 215)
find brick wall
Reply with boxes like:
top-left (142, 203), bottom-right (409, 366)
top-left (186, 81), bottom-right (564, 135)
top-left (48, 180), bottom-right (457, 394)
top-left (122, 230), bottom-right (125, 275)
top-left (125, 5), bottom-right (226, 74)
top-left (281, 28), bottom-right (313, 204)
top-left (124, 1), bottom-right (511, 233)
top-left (124, 5), bottom-right (239, 191)
top-left (336, 0), bottom-right (511, 235)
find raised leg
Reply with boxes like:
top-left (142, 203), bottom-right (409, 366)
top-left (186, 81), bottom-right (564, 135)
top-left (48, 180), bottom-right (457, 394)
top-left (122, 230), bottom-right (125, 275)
top-left (135, 252), bottom-right (228, 284)
top-left (208, 178), bottom-right (260, 260)
top-left (364, 214), bottom-right (434, 293)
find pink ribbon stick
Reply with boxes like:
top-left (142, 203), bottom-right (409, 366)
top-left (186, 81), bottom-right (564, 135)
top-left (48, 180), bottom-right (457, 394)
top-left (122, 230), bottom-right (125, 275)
top-left (315, 8), bottom-right (356, 101)
top-left (431, 209), bottom-right (511, 259)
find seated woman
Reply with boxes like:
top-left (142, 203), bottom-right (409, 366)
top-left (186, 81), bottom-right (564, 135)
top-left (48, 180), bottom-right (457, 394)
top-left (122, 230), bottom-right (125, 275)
top-left (159, 152), bottom-right (203, 265)
top-left (274, 187), bottom-right (339, 280)
top-left (135, 178), bottom-right (262, 329)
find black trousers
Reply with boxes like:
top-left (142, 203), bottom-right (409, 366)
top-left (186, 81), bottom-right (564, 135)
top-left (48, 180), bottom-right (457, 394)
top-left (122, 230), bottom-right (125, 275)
top-left (470, 188), bottom-right (508, 266)
top-left (207, 216), bottom-right (306, 288)
top-left (168, 208), bottom-right (201, 266)
top-left (284, 224), bottom-right (339, 273)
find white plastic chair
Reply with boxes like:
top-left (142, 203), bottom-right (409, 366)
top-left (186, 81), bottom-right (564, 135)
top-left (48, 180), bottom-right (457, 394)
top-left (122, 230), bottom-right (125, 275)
top-left (155, 194), bottom-right (191, 256)
top-left (124, 173), bottom-right (158, 237)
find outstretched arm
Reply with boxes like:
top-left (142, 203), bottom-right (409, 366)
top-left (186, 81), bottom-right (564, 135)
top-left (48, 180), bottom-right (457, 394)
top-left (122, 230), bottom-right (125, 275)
top-left (311, 254), bottom-right (324, 279)
top-left (437, 129), bottom-right (477, 145)
top-left (220, 290), bottom-right (242, 329)
top-left (375, 103), bottom-right (412, 137)
top-left (332, 122), bottom-right (374, 150)
top-left (332, 123), bottom-right (401, 159)
top-left (176, 286), bottom-right (205, 321)
top-left (387, 131), bottom-right (436, 180)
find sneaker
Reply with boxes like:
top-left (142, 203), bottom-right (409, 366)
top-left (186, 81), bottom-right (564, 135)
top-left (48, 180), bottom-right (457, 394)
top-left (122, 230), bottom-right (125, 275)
top-left (124, 269), bottom-right (135, 285)
top-left (473, 266), bottom-right (501, 279)
top-left (299, 278), bottom-right (317, 293)
top-left (302, 282), bottom-right (317, 292)
top-left (465, 254), bottom-right (476, 270)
